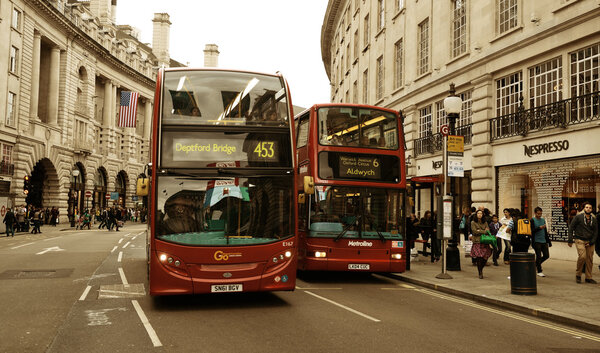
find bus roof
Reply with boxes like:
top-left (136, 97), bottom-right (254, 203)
top-left (158, 67), bottom-right (283, 79)
top-left (293, 103), bottom-right (399, 121)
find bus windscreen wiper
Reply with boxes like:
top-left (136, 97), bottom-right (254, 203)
top-left (334, 214), bottom-right (361, 242)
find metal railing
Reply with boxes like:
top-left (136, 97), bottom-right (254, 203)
top-left (413, 123), bottom-right (473, 157)
top-left (490, 91), bottom-right (600, 141)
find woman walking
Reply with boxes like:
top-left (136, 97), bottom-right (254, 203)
top-left (470, 209), bottom-right (492, 279)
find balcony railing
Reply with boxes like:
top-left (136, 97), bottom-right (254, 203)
top-left (490, 91), bottom-right (600, 141)
top-left (0, 161), bottom-right (15, 176)
top-left (413, 123), bottom-right (473, 158)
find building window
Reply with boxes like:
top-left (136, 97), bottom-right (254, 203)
top-left (418, 18), bottom-right (430, 76)
top-left (394, 39), bottom-right (404, 89)
top-left (452, 0), bottom-right (467, 58)
top-left (377, 0), bottom-right (385, 32)
top-left (376, 55), bottom-right (384, 100)
top-left (1, 144), bottom-right (13, 165)
top-left (6, 92), bottom-right (16, 127)
top-left (419, 106), bottom-right (432, 138)
top-left (347, 6), bottom-right (351, 27)
top-left (570, 42), bottom-right (600, 121)
top-left (341, 54), bottom-right (345, 76)
top-left (395, 0), bottom-right (405, 13)
top-left (12, 8), bottom-right (22, 30)
top-left (10, 46), bottom-right (19, 74)
top-left (529, 57), bottom-right (563, 108)
top-left (346, 44), bottom-right (350, 72)
top-left (363, 69), bottom-right (369, 104)
top-left (353, 81), bottom-right (358, 103)
top-left (353, 30), bottom-right (359, 61)
top-left (363, 14), bottom-right (370, 47)
top-left (458, 90), bottom-right (473, 127)
top-left (497, 0), bottom-right (518, 34)
top-left (435, 101), bottom-right (446, 133)
top-left (496, 72), bottom-right (523, 116)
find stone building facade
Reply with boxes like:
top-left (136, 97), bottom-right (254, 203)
top-left (321, 0), bottom-right (600, 237)
top-left (0, 0), bottom-right (182, 225)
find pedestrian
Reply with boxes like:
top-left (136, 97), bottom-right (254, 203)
top-left (419, 211), bottom-right (434, 258)
top-left (467, 206), bottom-right (483, 264)
top-left (406, 213), bottom-right (420, 252)
top-left (489, 214), bottom-right (501, 266)
top-left (458, 206), bottom-right (470, 244)
top-left (31, 208), bottom-right (42, 234)
top-left (531, 207), bottom-right (551, 277)
top-left (16, 205), bottom-right (25, 232)
top-left (508, 208), bottom-right (532, 253)
top-left (470, 209), bottom-right (492, 279)
top-left (3, 207), bottom-right (16, 237)
top-left (568, 202), bottom-right (597, 284)
top-left (499, 208), bottom-right (512, 264)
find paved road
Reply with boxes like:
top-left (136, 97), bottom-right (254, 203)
top-left (1, 225), bottom-right (599, 352)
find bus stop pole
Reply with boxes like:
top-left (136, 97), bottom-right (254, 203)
top-left (436, 134), bottom-right (452, 279)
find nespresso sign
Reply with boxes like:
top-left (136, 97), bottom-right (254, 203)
top-left (523, 140), bottom-right (569, 158)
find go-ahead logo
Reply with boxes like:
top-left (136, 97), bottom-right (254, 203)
top-left (214, 250), bottom-right (242, 261)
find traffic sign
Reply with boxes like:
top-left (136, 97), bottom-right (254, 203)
top-left (440, 124), bottom-right (449, 136)
top-left (105, 193), bottom-right (111, 200)
top-left (85, 190), bottom-right (92, 198)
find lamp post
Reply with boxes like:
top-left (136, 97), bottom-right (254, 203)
top-left (442, 84), bottom-right (463, 272)
top-left (71, 169), bottom-right (80, 227)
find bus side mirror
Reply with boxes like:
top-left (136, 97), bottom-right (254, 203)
top-left (298, 194), bottom-right (305, 204)
top-left (303, 176), bottom-right (314, 194)
top-left (137, 178), bottom-right (149, 196)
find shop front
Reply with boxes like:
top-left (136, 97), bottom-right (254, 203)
top-left (495, 129), bottom-right (600, 242)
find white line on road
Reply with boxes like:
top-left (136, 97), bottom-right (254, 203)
top-left (79, 285), bottom-right (92, 301)
top-left (111, 246), bottom-right (118, 253)
top-left (122, 241), bottom-right (131, 249)
top-left (118, 267), bottom-right (128, 285)
top-left (118, 238), bottom-right (124, 244)
top-left (11, 242), bottom-right (35, 249)
top-left (304, 290), bottom-right (381, 322)
top-left (296, 286), bottom-right (343, 290)
top-left (132, 300), bottom-right (162, 347)
top-left (43, 237), bottom-right (62, 241)
top-left (117, 251), bottom-right (123, 262)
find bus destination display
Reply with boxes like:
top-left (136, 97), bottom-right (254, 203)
top-left (172, 138), bottom-right (279, 162)
top-left (338, 155), bottom-right (381, 180)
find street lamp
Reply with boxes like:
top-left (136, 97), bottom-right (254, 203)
top-left (442, 83), bottom-right (463, 273)
top-left (71, 169), bottom-right (80, 227)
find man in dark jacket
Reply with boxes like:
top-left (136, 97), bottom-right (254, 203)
top-left (568, 202), bottom-right (598, 284)
top-left (3, 208), bottom-right (16, 237)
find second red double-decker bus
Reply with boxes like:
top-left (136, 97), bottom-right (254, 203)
top-left (295, 104), bottom-right (406, 273)
top-left (148, 68), bottom-right (297, 295)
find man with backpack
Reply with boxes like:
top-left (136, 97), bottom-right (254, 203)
top-left (568, 202), bottom-right (598, 284)
top-left (507, 208), bottom-right (532, 253)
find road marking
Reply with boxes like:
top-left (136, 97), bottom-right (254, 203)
top-left (417, 288), bottom-right (600, 343)
top-left (117, 251), bottom-right (123, 263)
top-left (85, 307), bottom-right (127, 326)
top-left (43, 237), bottom-right (62, 241)
top-left (79, 285), bottom-right (92, 301)
top-left (36, 246), bottom-right (65, 255)
top-left (111, 246), bottom-right (118, 253)
top-left (380, 288), bottom-right (414, 290)
top-left (400, 284), bottom-right (415, 289)
top-left (296, 286), bottom-right (343, 290)
top-left (118, 267), bottom-right (128, 285)
top-left (122, 241), bottom-right (131, 249)
top-left (304, 290), bottom-right (381, 322)
top-left (11, 242), bottom-right (35, 249)
top-left (132, 300), bottom-right (162, 347)
top-left (118, 238), bottom-right (124, 244)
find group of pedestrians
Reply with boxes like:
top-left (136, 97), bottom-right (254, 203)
top-left (406, 211), bottom-right (441, 263)
top-left (96, 207), bottom-right (124, 231)
top-left (2, 205), bottom-right (60, 237)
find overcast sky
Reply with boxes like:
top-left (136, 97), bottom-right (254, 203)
top-left (116, 0), bottom-right (331, 110)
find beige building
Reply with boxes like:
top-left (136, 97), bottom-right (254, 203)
top-left (0, 0), bottom-right (183, 224)
top-left (322, 0), bottom-right (600, 250)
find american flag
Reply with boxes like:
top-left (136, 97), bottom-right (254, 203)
top-left (118, 91), bottom-right (139, 128)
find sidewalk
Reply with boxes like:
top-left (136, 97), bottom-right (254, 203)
top-left (390, 248), bottom-right (600, 334)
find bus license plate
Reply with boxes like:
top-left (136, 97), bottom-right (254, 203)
top-left (211, 284), bottom-right (243, 293)
top-left (348, 264), bottom-right (370, 270)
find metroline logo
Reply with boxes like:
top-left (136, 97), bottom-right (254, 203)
top-left (348, 241), bottom-right (373, 247)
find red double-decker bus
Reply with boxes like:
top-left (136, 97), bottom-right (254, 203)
top-left (148, 68), bottom-right (297, 295)
top-left (295, 104), bottom-right (406, 273)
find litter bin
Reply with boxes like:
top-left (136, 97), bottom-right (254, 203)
top-left (509, 252), bottom-right (537, 295)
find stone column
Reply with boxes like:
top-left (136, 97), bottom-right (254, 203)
top-left (402, 104), bottom-right (418, 178)
top-left (111, 84), bottom-right (118, 128)
top-left (47, 47), bottom-right (61, 125)
top-left (30, 31), bottom-right (41, 120)
top-left (470, 74), bottom-right (494, 210)
top-left (103, 80), bottom-right (112, 127)
top-left (143, 100), bottom-right (153, 140)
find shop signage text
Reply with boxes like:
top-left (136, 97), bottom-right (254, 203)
top-left (523, 140), bottom-right (569, 158)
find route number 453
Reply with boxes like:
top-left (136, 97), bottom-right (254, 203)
top-left (254, 142), bottom-right (275, 158)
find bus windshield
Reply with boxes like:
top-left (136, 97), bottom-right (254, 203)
top-left (317, 107), bottom-right (398, 149)
top-left (155, 176), bottom-right (294, 245)
top-left (309, 186), bottom-right (403, 240)
top-left (161, 70), bottom-right (289, 126)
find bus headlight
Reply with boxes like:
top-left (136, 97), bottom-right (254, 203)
top-left (284, 251), bottom-right (292, 258)
top-left (391, 253), bottom-right (402, 260)
top-left (315, 251), bottom-right (327, 258)
top-left (159, 254), bottom-right (167, 262)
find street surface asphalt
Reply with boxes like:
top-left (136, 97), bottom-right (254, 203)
top-left (1, 224), bottom-right (599, 352)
